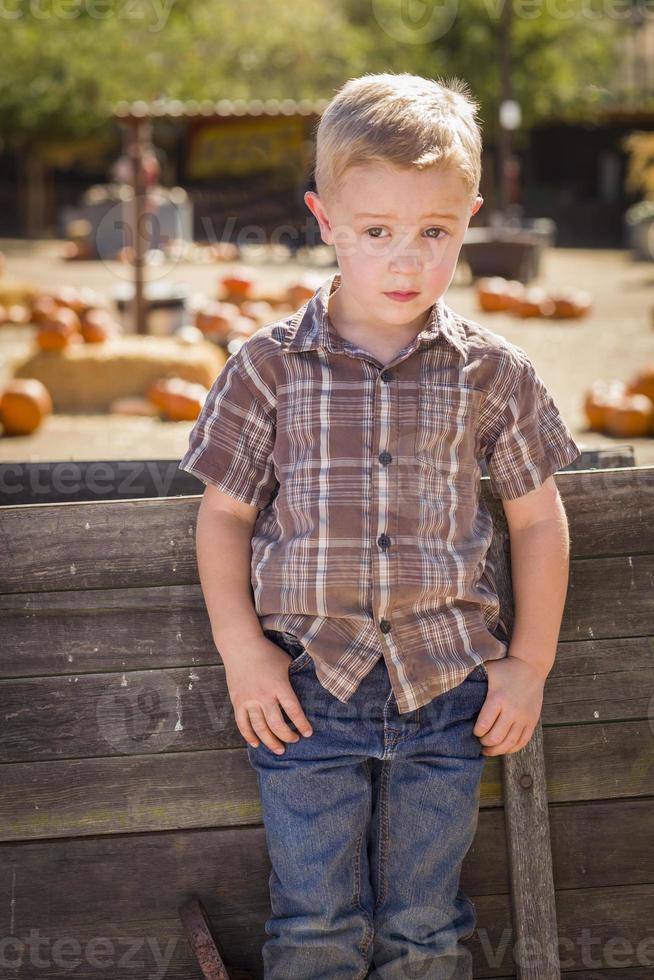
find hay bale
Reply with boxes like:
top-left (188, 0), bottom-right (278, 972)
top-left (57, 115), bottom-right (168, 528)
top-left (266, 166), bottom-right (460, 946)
top-left (13, 335), bottom-right (227, 412)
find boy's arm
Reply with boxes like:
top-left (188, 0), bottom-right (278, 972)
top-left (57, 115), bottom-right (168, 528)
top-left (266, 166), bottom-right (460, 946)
top-left (476, 349), bottom-right (581, 756)
top-left (195, 484), bottom-right (264, 662)
top-left (193, 484), bottom-right (314, 754)
top-left (500, 475), bottom-right (571, 680)
top-left (178, 347), bottom-right (314, 753)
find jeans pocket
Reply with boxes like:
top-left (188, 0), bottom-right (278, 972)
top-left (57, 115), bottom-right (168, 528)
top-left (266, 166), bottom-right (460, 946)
top-left (287, 649), bottom-right (312, 674)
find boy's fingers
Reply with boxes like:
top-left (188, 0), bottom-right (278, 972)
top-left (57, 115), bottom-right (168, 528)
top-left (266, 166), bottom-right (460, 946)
top-left (234, 706), bottom-right (263, 747)
top-left (236, 703), bottom-right (283, 753)
top-left (263, 701), bottom-right (301, 745)
top-left (278, 693), bottom-right (314, 737)
top-left (481, 720), bottom-right (523, 756)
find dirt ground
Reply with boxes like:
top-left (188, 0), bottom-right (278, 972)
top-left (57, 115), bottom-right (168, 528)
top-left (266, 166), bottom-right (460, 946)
top-left (0, 238), bottom-right (653, 467)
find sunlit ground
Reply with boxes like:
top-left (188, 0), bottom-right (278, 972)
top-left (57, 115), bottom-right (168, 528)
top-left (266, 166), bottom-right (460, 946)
top-left (0, 240), bottom-right (652, 466)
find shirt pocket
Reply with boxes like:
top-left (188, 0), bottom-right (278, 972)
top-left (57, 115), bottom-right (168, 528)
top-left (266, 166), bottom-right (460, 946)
top-left (414, 382), bottom-right (485, 473)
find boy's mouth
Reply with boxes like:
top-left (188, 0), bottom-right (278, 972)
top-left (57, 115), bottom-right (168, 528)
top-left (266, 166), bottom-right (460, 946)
top-left (384, 290), bottom-right (419, 302)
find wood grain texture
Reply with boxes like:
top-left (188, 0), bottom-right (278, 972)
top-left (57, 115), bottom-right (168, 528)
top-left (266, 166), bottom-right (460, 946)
top-left (1, 462), bottom-right (652, 978)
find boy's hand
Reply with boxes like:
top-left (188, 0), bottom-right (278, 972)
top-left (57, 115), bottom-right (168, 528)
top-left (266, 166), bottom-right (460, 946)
top-left (224, 637), bottom-right (314, 755)
top-left (473, 655), bottom-right (546, 756)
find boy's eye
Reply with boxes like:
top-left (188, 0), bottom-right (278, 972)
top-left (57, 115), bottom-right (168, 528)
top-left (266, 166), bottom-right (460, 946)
top-left (425, 227), bottom-right (447, 240)
top-left (366, 227), bottom-right (387, 238)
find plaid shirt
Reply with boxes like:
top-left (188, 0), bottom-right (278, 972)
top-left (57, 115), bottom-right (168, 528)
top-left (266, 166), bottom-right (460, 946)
top-left (180, 272), bottom-right (581, 713)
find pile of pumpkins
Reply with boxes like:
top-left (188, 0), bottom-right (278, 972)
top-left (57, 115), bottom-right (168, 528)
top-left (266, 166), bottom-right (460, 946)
top-left (32, 286), bottom-right (122, 350)
top-left (476, 277), bottom-right (592, 319)
top-left (192, 269), bottom-right (321, 347)
top-left (149, 271), bottom-right (323, 421)
top-left (0, 271), bottom-right (325, 434)
top-left (584, 366), bottom-right (654, 438)
top-left (0, 286), bottom-right (121, 436)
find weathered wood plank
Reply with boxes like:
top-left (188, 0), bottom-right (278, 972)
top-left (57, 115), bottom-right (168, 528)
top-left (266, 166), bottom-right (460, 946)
top-left (0, 720), bottom-right (651, 841)
top-left (0, 798), bottom-right (649, 926)
top-left (3, 651), bottom-right (653, 763)
top-left (0, 843), bottom-right (651, 980)
top-left (1, 565), bottom-right (652, 678)
top-left (0, 446), bottom-right (634, 506)
top-left (1, 467), bottom-right (652, 596)
top-left (0, 457), bottom-right (204, 505)
top-left (0, 584), bottom-right (214, 678)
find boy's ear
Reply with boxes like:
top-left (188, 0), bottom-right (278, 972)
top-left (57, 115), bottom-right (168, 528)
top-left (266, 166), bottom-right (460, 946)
top-left (471, 195), bottom-right (484, 217)
top-left (304, 191), bottom-right (334, 245)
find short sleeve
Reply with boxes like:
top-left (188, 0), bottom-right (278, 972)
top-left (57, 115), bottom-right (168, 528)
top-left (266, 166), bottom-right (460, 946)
top-left (178, 348), bottom-right (277, 509)
top-left (485, 354), bottom-right (581, 500)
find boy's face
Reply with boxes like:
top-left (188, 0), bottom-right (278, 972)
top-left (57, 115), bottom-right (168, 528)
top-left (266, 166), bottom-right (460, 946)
top-left (304, 161), bottom-right (483, 333)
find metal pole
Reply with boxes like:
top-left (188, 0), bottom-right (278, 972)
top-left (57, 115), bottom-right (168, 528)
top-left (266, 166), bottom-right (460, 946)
top-left (127, 117), bottom-right (150, 335)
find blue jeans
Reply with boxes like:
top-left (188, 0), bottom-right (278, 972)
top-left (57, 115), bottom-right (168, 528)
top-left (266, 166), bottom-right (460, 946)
top-left (246, 630), bottom-right (489, 980)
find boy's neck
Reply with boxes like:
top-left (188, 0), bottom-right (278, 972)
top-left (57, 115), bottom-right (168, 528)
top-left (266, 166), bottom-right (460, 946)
top-left (328, 281), bottom-right (433, 352)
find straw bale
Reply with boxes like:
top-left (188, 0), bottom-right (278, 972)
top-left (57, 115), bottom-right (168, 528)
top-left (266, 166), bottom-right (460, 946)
top-left (12, 335), bottom-right (227, 412)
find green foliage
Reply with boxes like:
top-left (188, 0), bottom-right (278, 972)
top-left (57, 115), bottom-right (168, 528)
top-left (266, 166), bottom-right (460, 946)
top-left (0, 0), bottom-right (624, 146)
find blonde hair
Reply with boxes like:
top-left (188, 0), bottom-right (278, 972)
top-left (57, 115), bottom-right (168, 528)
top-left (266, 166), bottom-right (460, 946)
top-left (313, 72), bottom-right (482, 205)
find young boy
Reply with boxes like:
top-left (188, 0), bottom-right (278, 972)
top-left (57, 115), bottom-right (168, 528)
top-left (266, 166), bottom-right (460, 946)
top-left (179, 72), bottom-right (581, 980)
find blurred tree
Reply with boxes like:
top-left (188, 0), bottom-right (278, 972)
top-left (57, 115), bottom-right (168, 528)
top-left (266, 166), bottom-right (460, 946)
top-left (345, 0), bottom-right (623, 144)
top-left (0, 0), bottom-right (625, 147)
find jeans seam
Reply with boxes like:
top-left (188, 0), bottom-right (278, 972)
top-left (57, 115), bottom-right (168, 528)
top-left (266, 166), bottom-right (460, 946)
top-left (374, 758), bottom-right (392, 913)
top-left (353, 760), bottom-right (374, 975)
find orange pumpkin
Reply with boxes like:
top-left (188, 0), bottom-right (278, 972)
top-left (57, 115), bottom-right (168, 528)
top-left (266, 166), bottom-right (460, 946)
top-left (546, 288), bottom-right (592, 319)
top-left (626, 364), bottom-right (654, 403)
top-left (583, 379), bottom-right (627, 432)
top-left (146, 378), bottom-right (209, 421)
top-left (508, 287), bottom-right (556, 318)
top-left (0, 379), bottom-right (53, 435)
top-left (195, 301), bottom-right (240, 340)
top-left (50, 286), bottom-right (83, 313)
top-left (31, 295), bottom-right (61, 325)
top-left (603, 393), bottom-right (654, 438)
top-left (36, 307), bottom-right (82, 351)
top-left (476, 277), bottom-right (520, 312)
top-left (80, 308), bottom-right (120, 344)
top-left (220, 268), bottom-right (255, 299)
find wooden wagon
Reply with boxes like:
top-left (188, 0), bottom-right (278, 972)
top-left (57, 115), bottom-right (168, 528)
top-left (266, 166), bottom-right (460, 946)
top-left (0, 446), bottom-right (652, 979)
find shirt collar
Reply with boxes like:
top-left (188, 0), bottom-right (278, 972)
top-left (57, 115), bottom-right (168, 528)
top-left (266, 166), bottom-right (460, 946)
top-left (283, 271), bottom-right (468, 361)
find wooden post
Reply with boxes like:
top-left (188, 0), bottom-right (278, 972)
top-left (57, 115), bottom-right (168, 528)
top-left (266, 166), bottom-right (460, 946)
top-left (497, 0), bottom-right (513, 217)
top-left (126, 116), bottom-right (150, 336)
top-left (488, 507), bottom-right (562, 980)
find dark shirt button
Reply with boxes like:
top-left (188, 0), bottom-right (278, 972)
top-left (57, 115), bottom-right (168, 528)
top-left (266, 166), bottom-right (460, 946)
top-left (379, 451), bottom-right (392, 465)
top-left (380, 619), bottom-right (392, 633)
top-left (377, 534), bottom-right (391, 549)
top-left (380, 370), bottom-right (393, 382)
